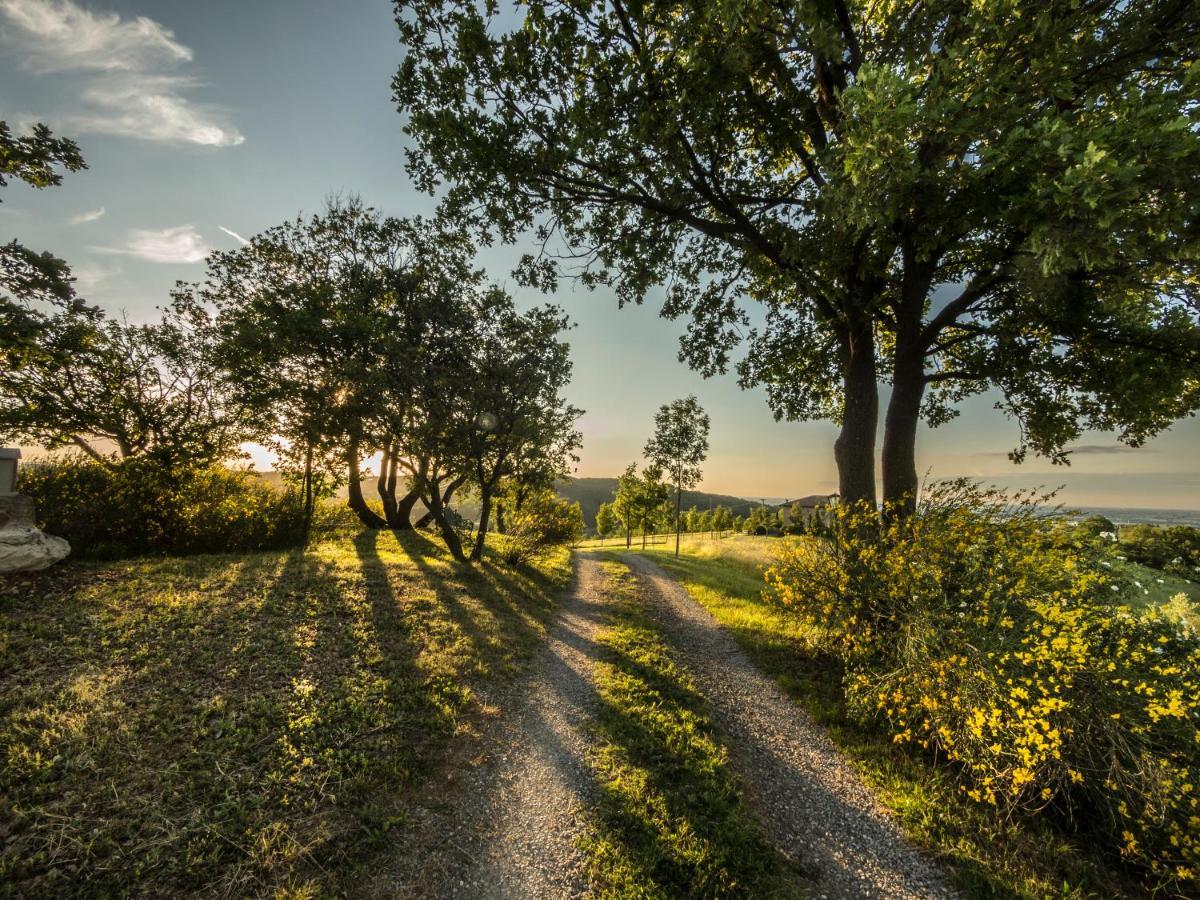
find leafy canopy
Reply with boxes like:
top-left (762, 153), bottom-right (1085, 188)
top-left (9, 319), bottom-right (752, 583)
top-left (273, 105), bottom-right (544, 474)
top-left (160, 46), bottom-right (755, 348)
top-left (395, 0), bottom-right (1200, 467)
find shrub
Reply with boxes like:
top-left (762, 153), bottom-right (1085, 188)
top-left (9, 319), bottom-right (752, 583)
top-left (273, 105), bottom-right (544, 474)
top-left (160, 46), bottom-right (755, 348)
top-left (1120, 524), bottom-right (1200, 579)
top-left (766, 481), bottom-right (1200, 893)
top-left (500, 490), bottom-right (584, 564)
top-left (18, 456), bottom-right (314, 559)
top-left (1075, 514), bottom-right (1117, 541)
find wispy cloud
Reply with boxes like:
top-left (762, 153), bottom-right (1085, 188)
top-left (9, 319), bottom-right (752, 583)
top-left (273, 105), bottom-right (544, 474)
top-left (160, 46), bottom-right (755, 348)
top-left (0, 0), bottom-right (243, 147)
top-left (69, 206), bottom-right (105, 225)
top-left (218, 225), bottom-right (249, 245)
top-left (1069, 444), bottom-right (1153, 455)
top-left (976, 443), bottom-right (1151, 459)
top-left (95, 225), bottom-right (210, 264)
top-left (71, 261), bottom-right (120, 291)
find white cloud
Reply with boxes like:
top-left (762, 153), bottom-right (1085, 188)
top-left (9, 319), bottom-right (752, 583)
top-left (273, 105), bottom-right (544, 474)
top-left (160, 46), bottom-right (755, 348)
top-left (0, 0), bottom-right (243, 147)
top-left (218, 225), bottom-right (249, 245)
top-left (0, 0), bottom-right (190, 72)
top-left (95, 225), bottom-right (211, 264)
top-left (69, 206), bottom-right (105, 225)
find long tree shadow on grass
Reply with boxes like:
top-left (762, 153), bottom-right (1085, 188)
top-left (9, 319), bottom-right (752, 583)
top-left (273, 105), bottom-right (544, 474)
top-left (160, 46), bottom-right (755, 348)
top-left (582, 560), bottom-right (806, 898)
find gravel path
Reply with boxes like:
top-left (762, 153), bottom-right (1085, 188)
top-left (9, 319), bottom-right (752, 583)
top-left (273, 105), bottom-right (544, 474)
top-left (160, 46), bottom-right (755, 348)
top-left (622, 552), bottom-right (958, 900)
top-left (375, 554), bottom-right (611, 898)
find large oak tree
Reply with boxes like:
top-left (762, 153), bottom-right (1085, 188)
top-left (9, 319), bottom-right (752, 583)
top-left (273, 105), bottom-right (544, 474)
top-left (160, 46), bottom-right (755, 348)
top-left (395, 0), bottom-right (1200, 511)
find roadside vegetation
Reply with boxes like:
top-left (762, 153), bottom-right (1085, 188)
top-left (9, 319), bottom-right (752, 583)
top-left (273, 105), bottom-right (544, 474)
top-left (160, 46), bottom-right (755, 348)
top-left (625, 513), bottom-right (1198, 899)
top-left (0, 523), bottom-right (570, 896)
top-left (581, 559), bottom-right (802, 898)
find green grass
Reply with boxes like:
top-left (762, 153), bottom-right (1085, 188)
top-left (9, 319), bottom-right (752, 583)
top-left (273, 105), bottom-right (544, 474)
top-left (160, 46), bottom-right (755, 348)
top-left (0, 528), bottom-right (570, 897)
top-left (581, 559), bottom-right (803, 899)
top-left (1115, 560), bottom-right (1200, 609)
top-left (614, 537), bottom-right (1149, 900)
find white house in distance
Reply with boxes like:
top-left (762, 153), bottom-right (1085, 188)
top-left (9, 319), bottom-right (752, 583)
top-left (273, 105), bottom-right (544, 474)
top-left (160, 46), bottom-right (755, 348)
top-left (779, 493), bottom-right (840, 528)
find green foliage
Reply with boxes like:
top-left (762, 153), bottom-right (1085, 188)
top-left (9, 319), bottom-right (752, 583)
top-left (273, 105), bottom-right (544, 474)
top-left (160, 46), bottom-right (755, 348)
top-left (1, 121), bottom-right (86, 319)
top-left (17, 457), bottom-right (321, 559)
top-left (0, 301), bottom-right (247, 470)
top-left (639, 539), bottom-right (1148, 898)
top-left (767, 482), bottom-right (1200, 892)
top-left (1075, 514), bottom-right (1118, 540)
top-left (1120, 524), bottom-right (1200, 579)
top-left (396, 0), bottom-right (1200, 506)
top-left (595, 501), bottom-right (616, 539)
top-left (582, 561), bottom-right (801, 897)
top-left (499, 489), bottom-right (584, 564)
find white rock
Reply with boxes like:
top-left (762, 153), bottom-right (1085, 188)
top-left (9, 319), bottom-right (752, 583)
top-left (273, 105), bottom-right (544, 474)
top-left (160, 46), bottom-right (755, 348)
top-left (0, 494), bottom-right (70, 574)
top-left (0, 525), bottom-right (70, 573)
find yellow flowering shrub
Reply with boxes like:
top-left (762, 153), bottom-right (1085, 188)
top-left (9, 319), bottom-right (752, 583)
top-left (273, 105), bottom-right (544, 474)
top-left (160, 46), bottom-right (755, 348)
top-left (766, 481), bottom-right (1200, 893)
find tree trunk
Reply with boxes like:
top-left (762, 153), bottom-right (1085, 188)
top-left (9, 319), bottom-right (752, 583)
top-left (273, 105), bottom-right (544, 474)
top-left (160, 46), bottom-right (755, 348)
top-left (674, 481), bottom-right (681, 558)
top-left (413, 477), bottom-right (462, 529)
top-left (495, 502), bottom-right (507, 535)
top-left (471, 484), bottom-right (492, 561)
top-left (377, 440), bottom-right (399, 526)
top-left (427, 477), bottom-right (466, 561)
top-left (625, 526), bottom-right (631, 549)
top-left (882, 349), bottom-right (926, 518)
top-left (834, 324), bottom-right (879, 509)
top-left (394, 487), bottom-right (421, 530)
top-left (301, 440), bottom-right (314, 540)
top-left (347, 438), bottom-right (387, 529)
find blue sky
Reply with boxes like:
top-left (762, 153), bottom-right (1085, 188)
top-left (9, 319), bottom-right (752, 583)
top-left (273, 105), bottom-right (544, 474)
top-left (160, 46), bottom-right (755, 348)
top-left (2, 0), bottom-right (1197, 507)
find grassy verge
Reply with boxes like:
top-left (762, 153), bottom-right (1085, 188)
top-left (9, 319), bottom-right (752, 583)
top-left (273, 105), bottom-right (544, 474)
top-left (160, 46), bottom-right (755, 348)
top-left (581, 559), bottom-right (802, 898)
top-left (622, 537), bottom-right (1148, 900)
top-left (0, 528), bottom-right (570, 897)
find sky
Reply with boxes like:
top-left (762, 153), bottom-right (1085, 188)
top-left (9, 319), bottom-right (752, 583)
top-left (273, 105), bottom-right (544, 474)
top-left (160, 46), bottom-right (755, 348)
top-left (2, 0), bottom-right (1197, 509)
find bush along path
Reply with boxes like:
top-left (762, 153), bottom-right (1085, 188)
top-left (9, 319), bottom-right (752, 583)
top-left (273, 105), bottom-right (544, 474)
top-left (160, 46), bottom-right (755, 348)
top-left (620, 552), bottom-right (957, 899)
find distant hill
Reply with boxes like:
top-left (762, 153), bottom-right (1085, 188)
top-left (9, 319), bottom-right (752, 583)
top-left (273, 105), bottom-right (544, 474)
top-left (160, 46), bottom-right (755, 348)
top-left (555, 477), bottom-right (761, 530)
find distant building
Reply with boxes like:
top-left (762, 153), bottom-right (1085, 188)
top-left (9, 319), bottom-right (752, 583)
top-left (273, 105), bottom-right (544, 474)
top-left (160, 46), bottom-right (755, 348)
top-left (780, 494), bottom-right (839, 527)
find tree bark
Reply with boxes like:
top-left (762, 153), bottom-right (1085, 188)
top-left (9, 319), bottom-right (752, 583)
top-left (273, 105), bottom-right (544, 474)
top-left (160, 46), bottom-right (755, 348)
top-left (377, 440), bottom-right (399, 526)
top-left (471, 484), bottom-right (492, 561)
top-left (347, 438), bottom-right (387, 529)
top-left (881, 349), bottom-right (926, 518)
top-left (833, 323), bottom-right (879, 509)
top-left (426, 476), bottom-right (466, 561)
top-left (394, 487), bottom-right (421, 529)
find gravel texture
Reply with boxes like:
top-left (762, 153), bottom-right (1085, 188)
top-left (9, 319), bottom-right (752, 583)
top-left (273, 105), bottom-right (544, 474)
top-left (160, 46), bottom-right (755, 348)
top-left (622, 552), bottom-right (958, 900)
top-left (374, 554), bottom-right (611, 898)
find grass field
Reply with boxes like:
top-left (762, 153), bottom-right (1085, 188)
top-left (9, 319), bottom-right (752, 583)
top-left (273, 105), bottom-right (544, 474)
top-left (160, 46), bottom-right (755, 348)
top-left (0, 528), bottom-right (570, 896)
top-left (610, 535), bottom-right (1151, 899)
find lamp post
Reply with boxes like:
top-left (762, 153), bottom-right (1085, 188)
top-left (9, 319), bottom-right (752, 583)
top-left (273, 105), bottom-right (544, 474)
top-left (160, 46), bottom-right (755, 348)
top-left (0, 448), bottom-right (19, 495)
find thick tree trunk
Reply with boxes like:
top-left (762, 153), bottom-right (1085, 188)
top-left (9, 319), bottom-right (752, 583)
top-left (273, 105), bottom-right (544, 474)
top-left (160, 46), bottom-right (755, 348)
top-left (347, 438), bottom-right (387, 529)
top-left (377, 440), bottom-right (399, 527)
top-left (882, 350), bottom-right (926, 518)
top-left (834, 325), bottom-right (879, 509)
top-left (394, 488), bottom-right (421, 530)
